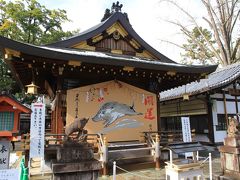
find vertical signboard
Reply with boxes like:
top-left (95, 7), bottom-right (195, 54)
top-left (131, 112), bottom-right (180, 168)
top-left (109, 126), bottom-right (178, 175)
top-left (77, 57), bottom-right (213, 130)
top-left (30, 103), bottom-right (45, 158)
top-left (181, 117), bottom-right (192, 157)
top-left (181, 117), bottom-right (192, 142)
top-left (0, 141), bottom-right (10, 169)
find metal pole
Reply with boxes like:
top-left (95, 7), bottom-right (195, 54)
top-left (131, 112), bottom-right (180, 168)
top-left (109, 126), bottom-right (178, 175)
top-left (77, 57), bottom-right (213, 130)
top-left (196, 151), bottom-right (199, 161)
top-left (41, 157), bottom-right (45, 176)
top-left (170, 150), bottom-right (173, 167)
top-left (113, 161), bottom-right (116, 180)
top-left (155, 134), bottom-right (160, 170)
top-left (209, 153), bottom-right (212, 180)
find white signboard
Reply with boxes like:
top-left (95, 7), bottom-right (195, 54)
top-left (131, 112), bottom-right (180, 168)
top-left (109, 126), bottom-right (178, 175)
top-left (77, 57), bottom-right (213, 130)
top-left (181, 117), bottom-right (192, 157)
top-left (30, 103), bottom-right (45, 158)
top-left (0, 169), bottom-right (19, 180)
top-left (181, 117), bottom-right (192, 142)
top-left (0, 141), bottom-right (10, 169)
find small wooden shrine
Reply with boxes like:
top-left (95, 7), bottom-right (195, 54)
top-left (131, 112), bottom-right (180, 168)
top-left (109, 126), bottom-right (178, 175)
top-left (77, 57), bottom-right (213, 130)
top-left (0, 93), bottom-right (31, 140)
top-left (0, 2), bottom-right (217, 140)
top-left (164, 142), bottom-right (207, 180)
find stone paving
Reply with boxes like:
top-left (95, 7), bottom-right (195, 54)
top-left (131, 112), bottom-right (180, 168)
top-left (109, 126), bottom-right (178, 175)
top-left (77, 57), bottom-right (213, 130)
top-left (100, 155), bottom-right (222, 180)
top-left (11, 142), bottom-right (223, 180)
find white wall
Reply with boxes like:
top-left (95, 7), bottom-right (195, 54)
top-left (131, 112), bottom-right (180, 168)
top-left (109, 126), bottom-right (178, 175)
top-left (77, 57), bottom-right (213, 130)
top-left (211, 93), bottom-right (240, 143)
top-left (211, 100), bottom-right (227, 142)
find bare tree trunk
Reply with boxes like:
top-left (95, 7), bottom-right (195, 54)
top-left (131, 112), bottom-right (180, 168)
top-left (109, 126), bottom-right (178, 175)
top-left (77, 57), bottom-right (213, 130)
top-left (160, 0), bottom-right (240, 66)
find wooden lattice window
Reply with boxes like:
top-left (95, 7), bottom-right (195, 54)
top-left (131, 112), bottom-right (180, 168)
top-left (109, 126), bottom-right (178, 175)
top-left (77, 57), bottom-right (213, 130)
top-left (0, 112), bottom-right (14, 131)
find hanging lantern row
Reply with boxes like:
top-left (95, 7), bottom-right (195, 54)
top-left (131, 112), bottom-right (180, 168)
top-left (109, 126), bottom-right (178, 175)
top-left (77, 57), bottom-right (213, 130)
top-left (25, 58), bottom-right (199, 81)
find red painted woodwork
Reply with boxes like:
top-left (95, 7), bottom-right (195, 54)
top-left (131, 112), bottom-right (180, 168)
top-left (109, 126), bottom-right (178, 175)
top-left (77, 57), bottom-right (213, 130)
top-left (0, 95), bottom-right (31, 139)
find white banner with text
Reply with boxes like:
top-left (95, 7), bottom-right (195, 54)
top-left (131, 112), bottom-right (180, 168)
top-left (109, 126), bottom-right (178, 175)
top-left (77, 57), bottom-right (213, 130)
top-left (181, 117), bottom-right (192, 157)
top-left (30, 103), bottom-right (45, 158)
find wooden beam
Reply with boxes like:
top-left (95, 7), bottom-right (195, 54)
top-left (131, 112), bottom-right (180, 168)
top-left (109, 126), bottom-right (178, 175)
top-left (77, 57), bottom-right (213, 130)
top-left (123, 66), bottom-right (134, 72)
top-left (206, 94), bottom-right (214, 143)
top-left (45, 80), bottom-right (55, 99)
top-left (157, 94), bottom-right (161, 131)
top-left (68, 60), bottom-right (81, 67)
top-left (167, 71), bottom-right (177, 76)
top-left (233, 82), bottom-right (239, 121)
top-left (4, 58), bottom-right (25, 91)
top-left (223, 91), bottom-right (228, 126)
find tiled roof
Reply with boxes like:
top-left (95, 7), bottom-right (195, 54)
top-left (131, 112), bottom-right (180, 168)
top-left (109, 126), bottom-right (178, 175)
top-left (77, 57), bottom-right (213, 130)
top-left (160, 63), bottom-right (240, 101)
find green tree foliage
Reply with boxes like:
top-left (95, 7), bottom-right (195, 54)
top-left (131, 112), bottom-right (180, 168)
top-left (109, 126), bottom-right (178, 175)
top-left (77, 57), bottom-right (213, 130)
top-left (0, 0), bottom-right (79, 93)
top-left (0, 58), bottom-right (14, 92)
top-left (181, 27), bottom-right (216, 65)
top-left (0, 0), bottom-right (78, 44)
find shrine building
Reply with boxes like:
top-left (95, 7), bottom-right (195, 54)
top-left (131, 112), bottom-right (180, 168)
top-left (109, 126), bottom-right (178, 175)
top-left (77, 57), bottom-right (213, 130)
top-left (0, 2), bottom-right (217, 142)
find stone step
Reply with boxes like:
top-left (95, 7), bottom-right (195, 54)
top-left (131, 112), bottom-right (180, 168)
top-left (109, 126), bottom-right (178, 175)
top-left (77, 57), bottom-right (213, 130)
top-left (107, 155), bottom-right (154, 167)
top-left (109, 160), bottom-right (155, 172)
top-left (108, 142), bottom-right (148, 150)
top-left (108, 147), bottom-right (153, 160)
top-left (30, 175), bottom-right (52, 180)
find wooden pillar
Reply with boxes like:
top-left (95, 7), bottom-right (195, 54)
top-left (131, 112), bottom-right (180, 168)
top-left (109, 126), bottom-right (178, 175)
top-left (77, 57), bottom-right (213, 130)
top-left (206, 94), bottom-right (215, 143)
top-left (233, 83), bottom-right (239, 120)
top-left (55, 92), bottom-right (64, 135)
top-left (51, 109), bottom-right (56, 134)
top-left (51, 76), bottom-right (64, 134)
top-left (223, 91), bottom-right (228, 126)
top-left (157, 94), bottom-right (161, 131)
top-left (156, 93), bottom-right (161, 169)
top-left (53, 76), bottom-right (64, 135)
top-left (102, 137), bottom-right (108, 176)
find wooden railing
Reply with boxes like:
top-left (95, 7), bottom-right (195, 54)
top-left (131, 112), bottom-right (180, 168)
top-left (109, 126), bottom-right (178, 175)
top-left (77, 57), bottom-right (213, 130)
top-left (142, 129), bottom-right (196, 146)
top-left (45, 133), bottom-right (65, 146)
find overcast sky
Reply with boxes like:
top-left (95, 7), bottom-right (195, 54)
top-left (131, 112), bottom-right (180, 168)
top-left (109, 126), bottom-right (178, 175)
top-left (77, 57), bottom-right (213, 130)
top-left (38, 0), bottom-right (206, 63)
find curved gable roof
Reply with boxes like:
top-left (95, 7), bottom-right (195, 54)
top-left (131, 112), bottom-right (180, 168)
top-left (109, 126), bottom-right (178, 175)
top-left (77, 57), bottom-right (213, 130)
top-left (48, 12), bottom-right (176, 64)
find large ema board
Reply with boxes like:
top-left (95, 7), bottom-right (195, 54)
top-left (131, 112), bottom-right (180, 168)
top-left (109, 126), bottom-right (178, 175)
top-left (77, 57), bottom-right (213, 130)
top-left (66, 80), bottom-right (157, 141)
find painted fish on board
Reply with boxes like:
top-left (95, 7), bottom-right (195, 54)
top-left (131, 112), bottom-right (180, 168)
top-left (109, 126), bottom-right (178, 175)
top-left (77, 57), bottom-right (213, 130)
top-left (92, 101), bottom-right (142, 127)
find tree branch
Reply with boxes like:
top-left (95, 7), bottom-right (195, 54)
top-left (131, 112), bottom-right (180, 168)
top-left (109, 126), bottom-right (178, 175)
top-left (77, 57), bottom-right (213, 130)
top-left (231, 38), bottom-right (240, 61)
top-left (161, 0), bottom-right (223, 63)
top-left (160, 39), bottom-right (185, 49)
top-left (202, 0), bottom-right (230, 65)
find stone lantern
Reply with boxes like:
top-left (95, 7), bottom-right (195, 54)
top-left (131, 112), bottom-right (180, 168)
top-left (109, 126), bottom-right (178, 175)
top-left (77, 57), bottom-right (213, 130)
top-left (218, 117), bottom-right (240, 179)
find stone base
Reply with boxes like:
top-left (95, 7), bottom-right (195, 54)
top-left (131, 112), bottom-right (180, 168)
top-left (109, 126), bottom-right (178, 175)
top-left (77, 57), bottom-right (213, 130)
top-left (52, 141), bottom-right (101, 180)
top-left (214, 174), bottom-right (240, 180)
top-left (52, 160), bottom-right (102, 180)
top-left (57, 142), bottom-right (94, 163)
top-left (53, 171), bottom-right (99, 180)
top-left (223, 136), bottom-right (240, 147)
top-left (52, 160), bottom-right (102, 173)
top-left (218, 136), bottom-right (240, 179)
